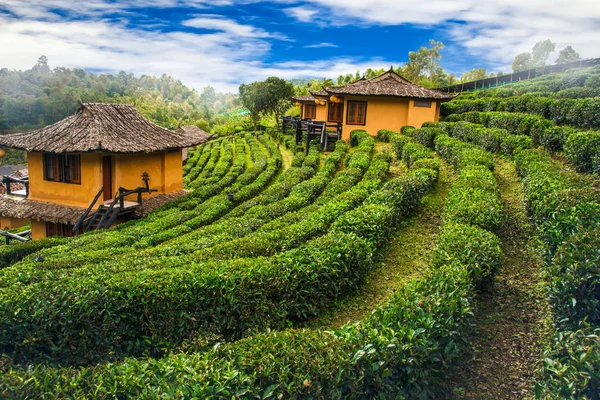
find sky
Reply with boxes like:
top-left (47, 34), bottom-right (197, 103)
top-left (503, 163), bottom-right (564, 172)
top-left (1, 0), bottom-right (599, 93)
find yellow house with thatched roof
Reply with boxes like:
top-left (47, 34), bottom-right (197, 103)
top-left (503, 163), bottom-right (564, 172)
top-left (0, 103), bottom-right (209, 240)
top-left (292, 68), bottom-right (455, 141)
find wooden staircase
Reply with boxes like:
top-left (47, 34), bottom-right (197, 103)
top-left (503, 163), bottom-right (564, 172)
top-left (73, 175), bottom-right (157, 235)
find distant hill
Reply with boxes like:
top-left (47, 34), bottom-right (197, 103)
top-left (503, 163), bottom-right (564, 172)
top-left (0, 56), bottom-right (240, 132)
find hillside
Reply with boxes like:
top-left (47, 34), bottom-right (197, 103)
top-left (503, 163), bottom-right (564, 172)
top-left (0, 66), bottom-right (599, 398)
top-left (0, 57), bottom-right (239, 133)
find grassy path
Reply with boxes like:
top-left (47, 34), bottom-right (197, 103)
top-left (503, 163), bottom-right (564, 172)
top-left (448, 157), bottom-right (550, 399)
top-left (306, 157), bottom-right (454, 329)
top-left (280, 145), bottom-right (294, 170)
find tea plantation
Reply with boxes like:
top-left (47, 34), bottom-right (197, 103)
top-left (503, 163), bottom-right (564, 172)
top-left (1, 66), bottom-right (599, 399)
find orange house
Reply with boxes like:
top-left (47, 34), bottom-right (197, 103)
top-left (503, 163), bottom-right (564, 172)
top-left (293, 68), bottom-right (455, 140)
top-left (0, 103), bottom-right (208, 240)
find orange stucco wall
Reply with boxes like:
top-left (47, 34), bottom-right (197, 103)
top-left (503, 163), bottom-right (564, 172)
top-left (31, 219), bottom-right (46, 240)
top-left (112, 149), bottom-right (183, 202)
top-left (0, 217), bottom-right (28, 230)
top-left (28, 152), bottom-right (103, 208)
top-left (29, 149), bottom-right (184, 207)
top-left (406, 100), bottom-right (439, 128)
top-left (301, 101), bottom-right (327, 121)
top-left (339, 96), bottom-right (410, 141)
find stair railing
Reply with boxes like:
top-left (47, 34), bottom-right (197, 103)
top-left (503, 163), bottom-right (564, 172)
top-left (73, 187), bottom-right (103, 235)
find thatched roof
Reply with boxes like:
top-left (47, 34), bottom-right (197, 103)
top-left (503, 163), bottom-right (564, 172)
top-left (0, 190), bottom-right (189, 224)
top-left (175, 125), bottom-right (213, 143)
top-left (292, 90), bottom-right (329, 103)
top-left (0, 196), bottom-right (88, 225)
top-left (292, 95), bottom-right (316, 102)
top-left (0, 103), bottom-right (208, 154)
top-left (325, 69), bottom-right (455, 101)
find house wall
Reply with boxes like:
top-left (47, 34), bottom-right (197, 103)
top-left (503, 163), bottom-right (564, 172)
top-left (113, 149), bottom-right (183, 202)
top-left (340, 96), bottom-right (410, 141)
top-left (28, 152), bottom-right (103, 208)
top-left (31, 219), bottom-right (46, 240)
top-left (406, 100), bottom-right (439, 128)
top-left (301, 102), bottom-right (327, 121)
top-left (0, 217), bottom-right (28, 230)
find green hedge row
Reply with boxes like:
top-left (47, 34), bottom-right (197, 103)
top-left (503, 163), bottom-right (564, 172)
top-left (424, 120), bottom-right (532, 157)
top-left (0, 133), bottom-right (511, 398)
top-left (442, 93), bottom-right (600, 130)
top-left (443, 111), bottom-right (600, 174)
top-left (0, 139), bottom-right (376, 364)
top-left (434, 134), bottom-right (495, 171)
top-left (444, 111), bottom-right (553, 146)
top-left (515, 149), bottom-right (600, 397)
top-left (0, 158), bottom-right (461, 399)
top-left (442, 164), bottom-right (504, 232)
top-left (456, 67), bottom-right (600, 100)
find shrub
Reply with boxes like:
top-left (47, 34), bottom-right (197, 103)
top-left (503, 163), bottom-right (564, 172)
top-left (432, 223), bottom-right (502, 286)
top-left (442, 165), bottom-right (503, 231)
top-left (549, 228), bottom-right (600, 329)
top-left (536, 324), bottom-right (600, 399)
top-left (564, 131), bottom-right (600, 173)
top-left (400, 125), bottom-right (415, 135)
top-left (376, 129), bottom-right (395, 143)
top-left (390, 134), bottom-right (412, 159)
top-left (0, 237), bottom-right (67, 269)
top-left (401, 142), bottom-right (434, 168)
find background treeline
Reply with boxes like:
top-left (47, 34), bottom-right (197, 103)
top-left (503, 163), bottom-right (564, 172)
top-left (0, 56), bottom-right (241, 134)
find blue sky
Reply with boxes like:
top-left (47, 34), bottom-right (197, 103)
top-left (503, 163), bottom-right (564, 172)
top-left (1, 0), bottom-right (599, 92)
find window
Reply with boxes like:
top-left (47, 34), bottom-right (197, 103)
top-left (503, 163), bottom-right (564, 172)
top-left (46, 222), bottom-right (82, 237)
top-left (304, 104), bottom-right (316, 119)
top-left (43, 154), bottom-right (81, 184)
top-left (346, 101), bottom-right (367, 125)
top-left (414, 100), bottom-right (432, 108)
top-left (328, 102), bottom-right (344, 123)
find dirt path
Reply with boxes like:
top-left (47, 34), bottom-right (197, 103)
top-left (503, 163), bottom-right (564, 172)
top-left (448, 157), bottom-right (550, 399)
top-left (306, 158), bottom-right (454, 329)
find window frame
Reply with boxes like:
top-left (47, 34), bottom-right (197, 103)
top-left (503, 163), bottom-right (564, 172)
top-left (414, 100), bottom-right (432, 108)
top-left (43, 153), bottom-right (81, 184)
top-left (346, 101), bottom-right (368, 126)
top-left (327, 102), bottom-right (344, 123)
top-left (304, 103), bottom-right (317, 119)
top-left (45, 222), bottom-right (82, 237)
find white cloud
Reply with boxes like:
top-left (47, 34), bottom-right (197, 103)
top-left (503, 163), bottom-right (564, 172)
top-left (0, 8), bottom-right (397, 92)
top-left (285, 0), bottom-right (600, 69)
top-left (182, 14), bottom-right (289, 40)
top-left (304, 42), bottom-right (338, 49)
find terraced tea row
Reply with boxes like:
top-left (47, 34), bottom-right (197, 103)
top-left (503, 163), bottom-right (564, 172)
top-left (0, 132), bottom-right (398, 365)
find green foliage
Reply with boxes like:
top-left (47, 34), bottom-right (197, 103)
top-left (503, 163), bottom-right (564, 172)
top-left (549, 228), bottom-right (600, 328)
top-left (434, 134), bottom-right (495, 171)
top-left (432, 223), bottom-right (502, 286)
top-left (536, 324), bottom-right (600, 399)
top-left (564, 131), bottom-right (600, 173)
top-left (0, 59), bottom-right (237, 132)
top-left (376, 129), bottom-right (394, 143)
top-left (0, 237), bottom-right (66, 269)
top-left (442, 165), bottom-right (503, 231)
top-left (401, 142), bottom-right (434, 168)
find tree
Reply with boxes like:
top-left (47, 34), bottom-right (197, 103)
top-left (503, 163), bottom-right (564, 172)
top-left (261, 77), bottom-right (295, 124)
top-left (32, 55), bottom-right (50, 74)
top-left (239, 82), bottom-right (269, 131)
top-left (461, 68), bottom-right (487, 82)
top-left (512, 52), bottom-right (532, 72)
top-left (404, 40), bottom-right (445, 83)
top-left (531, 39), bottom-right (556, 67)
top-left (556, 45), bottom-right (581, 64)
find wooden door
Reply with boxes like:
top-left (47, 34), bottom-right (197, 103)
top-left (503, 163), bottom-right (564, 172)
top-left (102, 156), bottom-right (112, 201)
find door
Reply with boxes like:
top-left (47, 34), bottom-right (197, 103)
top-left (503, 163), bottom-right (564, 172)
top-left (102, 156), bottom-right (112, 201)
